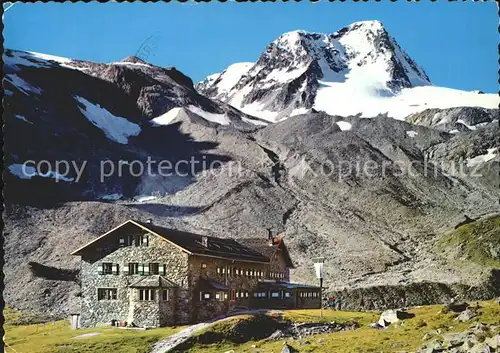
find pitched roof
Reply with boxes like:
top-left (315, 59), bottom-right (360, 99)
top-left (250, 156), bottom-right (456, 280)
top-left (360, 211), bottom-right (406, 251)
top-left (255, 280), bottom-right (320, 290)
top-left (197, 277), bottom-right (230, 291)
top-left (133, 220), bottom-right (270, 264)
top-left (238, 237), bottom-right (294, 268)
top-left (71, 220), bottom-right (270, 264)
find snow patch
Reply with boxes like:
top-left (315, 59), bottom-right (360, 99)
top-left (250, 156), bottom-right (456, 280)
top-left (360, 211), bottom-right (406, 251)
top-left (466, 148), bottom-right (498, 168)
top-left (101, 193), bottom-right (123, 201)
top-left (15, 115), bottom-right (33, 124)
top-left (4, 74), bottom-right (42, 95)
top-left (4, 50), bottom-right (83, 72)
top-left (290, 107), bottom-right (311, 117)
top-left (314, 85), bottom-right (499, 121)
top-left (336, 121), bottom-right (352, 131)
top-left (75, 96), bottom-right (141, 144)
top-left (8, 164), bottom-right (74, 182)
top-left (406, 130), bottom-right (418, 138)
top-left (112, 61), bottom-right (153, 68)
top-left (135, 195), bottom-right (157, 203)
top-left (456, 119), bottom-right (476, 131)
top-left (241, 117), bottom-right (268, 126)
top-left (151, 107), bottom-right (183, 126)
top-left (187, 106), bottom-right (231, 125)
top-left (211, 62), bottom-right (253, 94)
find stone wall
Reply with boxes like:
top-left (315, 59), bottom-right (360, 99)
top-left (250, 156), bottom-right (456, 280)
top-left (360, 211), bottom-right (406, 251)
top-left (188, 255), bottom-right (270, 322)
top-left (269, 247), bottom-right (291, 282)
top-left (78, 226), bottom-right (189, 327)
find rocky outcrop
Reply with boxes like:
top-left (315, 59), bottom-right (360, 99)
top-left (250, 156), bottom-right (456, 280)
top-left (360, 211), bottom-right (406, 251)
top-left (415, 322), bottom-right (500, 353)
top-left (406, 107), bottom-right (498, 133)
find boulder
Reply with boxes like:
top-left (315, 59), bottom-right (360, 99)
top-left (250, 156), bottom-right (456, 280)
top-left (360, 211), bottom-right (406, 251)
top-left (455, 308), bottom-right (477, 322)
top-left (446, 302), bottom-right (469, 313)
top-left (281, 343), bottom-right (298, 353)
top-left (485, 335), bottom-right (499, 349)
top-left (469, 342), bottom-right (492, 353)
top-left (442, 332), bottom-right (467, 347)
top-left (268, 329), bottom-right (284, 340)
top-left (377, 309), bottom-right (415, 327)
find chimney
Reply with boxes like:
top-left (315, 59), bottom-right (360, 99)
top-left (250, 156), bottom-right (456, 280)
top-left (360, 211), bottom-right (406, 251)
top-left (146, 218), bottom-right (153, 224)
top-left (201, 236), bottom-right (208, 248)
top-left (267, 228), bottom-right (273, 240)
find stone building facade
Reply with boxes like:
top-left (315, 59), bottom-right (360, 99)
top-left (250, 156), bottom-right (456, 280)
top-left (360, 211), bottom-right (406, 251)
top-left (72, 219), bottom-right (320, 328)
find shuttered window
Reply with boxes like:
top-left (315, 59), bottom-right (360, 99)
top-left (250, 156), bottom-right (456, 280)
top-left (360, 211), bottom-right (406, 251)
top-left (126, 263), bottom-right (139, 275)
top-left (99, 263), bottom-right (114, 275)
top-left (111, 264), bottom-right (119, 275)
top-left (159, 264), bottom-right (166, 275)
top-left (98, 288), bottom-right (117, 300)
top-left (150, 263), bottom-right (159, 275)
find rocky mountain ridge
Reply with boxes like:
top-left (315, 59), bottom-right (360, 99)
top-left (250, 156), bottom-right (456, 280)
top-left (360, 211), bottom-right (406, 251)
top-left (197, 20), bottom-right (498, 122)
top-left (2, 23), bottom-right (500, 318)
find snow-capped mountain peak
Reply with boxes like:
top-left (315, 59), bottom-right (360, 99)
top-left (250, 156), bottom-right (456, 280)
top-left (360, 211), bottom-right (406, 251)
top-left (196, 20), bottom-right (447, 121)
top-left (196, 21), bottom-right (498, 122)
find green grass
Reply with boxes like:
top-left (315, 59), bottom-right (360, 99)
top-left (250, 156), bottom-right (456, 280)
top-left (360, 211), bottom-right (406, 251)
top-left (436, 215), bottom-right (500, 268)
top-left (4, 311), bottom-right (184, 353)
top-left (5, 301), bottom-right (500, 353)
top-left (183, 300), bottom-right (500, 353)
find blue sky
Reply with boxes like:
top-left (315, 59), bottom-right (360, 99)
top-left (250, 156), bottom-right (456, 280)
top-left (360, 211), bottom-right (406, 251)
top-left (4, 2), bottom-right (498, 92)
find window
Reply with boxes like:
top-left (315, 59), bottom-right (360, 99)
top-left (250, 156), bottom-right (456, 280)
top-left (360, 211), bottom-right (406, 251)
top-left (271, 291), bottom-right (280, 298)
top-left (134, 234), bottom-right (149, 246)
top-left (99, 263), bottom-right (118, 275)
top-left (142, 263), bottom-right (150, 276)
top-left (201, 263), bottom-right (207, 269)
top-left (245, 291), bottom-right (249, 298)
top-left (161, 289), bottom-right (169, 301)
top-left (150, 263), bottom-right (159, 275)
top-left (118, 237), bottom-right (126, 246)
top-left (217, 267), bottom-right (221, 275)
top-left (128, 263), bottom-right (139, 275)
top-left (98, 288), bottom-right (117, 300)
top-left (200, 292), bottom-right (211, 301)
top-left (139, 289), bottom-right (155, 301)
top-left (102, 263), bottom-right (113, 274)
top-left (215, 292), bottom-right (226, 301)
top-left (285, 292), bottom-right (291, 298)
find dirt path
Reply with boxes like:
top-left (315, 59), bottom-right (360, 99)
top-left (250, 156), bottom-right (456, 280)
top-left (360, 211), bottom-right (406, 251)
top-left (150, 309), bottom-right (282, 353)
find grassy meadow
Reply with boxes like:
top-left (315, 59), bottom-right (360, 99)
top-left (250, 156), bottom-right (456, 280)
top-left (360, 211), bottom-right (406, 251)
top-left (6, 300), bottom-right (499, 353)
